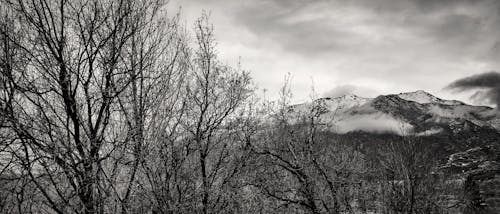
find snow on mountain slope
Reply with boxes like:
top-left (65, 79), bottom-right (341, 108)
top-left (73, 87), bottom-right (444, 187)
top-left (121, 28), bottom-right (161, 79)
top-left (322, 94), bottom-right (371, 113)
top-left (396, 90), bottom-right (464, 105)
top-left (290, 94), bottom-right (371, 115)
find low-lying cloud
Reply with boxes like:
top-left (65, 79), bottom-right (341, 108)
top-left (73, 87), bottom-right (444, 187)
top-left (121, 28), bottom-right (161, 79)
top-left (332, 113), bottom-right (413, 135)
top-left (446, 71), bottom-right (500, 108)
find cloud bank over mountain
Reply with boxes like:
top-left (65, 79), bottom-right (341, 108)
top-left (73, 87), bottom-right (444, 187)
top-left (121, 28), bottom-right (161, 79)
top-left (447, 71), bottom-right (500, 108)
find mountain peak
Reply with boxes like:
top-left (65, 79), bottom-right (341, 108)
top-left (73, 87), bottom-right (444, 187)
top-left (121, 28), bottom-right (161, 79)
top-left (412, 90), bottom-right (434, 96)
top-left (337, 93), bottom-right (362, 99)
top-left (398, 90), bottom-right (435, 99)
top-left (326, 93), bottom-right (372, 101)
top-left (396, 90), bottom-right (463, 105)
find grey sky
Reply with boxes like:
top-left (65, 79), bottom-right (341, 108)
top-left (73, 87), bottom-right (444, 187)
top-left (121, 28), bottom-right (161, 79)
top-left (170, 0), bottom-right (500, 104)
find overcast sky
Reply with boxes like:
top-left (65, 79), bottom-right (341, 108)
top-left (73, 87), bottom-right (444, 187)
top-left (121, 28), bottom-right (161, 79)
top-left (170, 0), bottom-right (500, 104)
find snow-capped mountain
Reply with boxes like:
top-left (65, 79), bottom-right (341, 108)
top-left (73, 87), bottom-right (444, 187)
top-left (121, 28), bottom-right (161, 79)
top-left (292, 90), bottom-right (500, 135)
top-left (396, 90), bottom-right (464, 105)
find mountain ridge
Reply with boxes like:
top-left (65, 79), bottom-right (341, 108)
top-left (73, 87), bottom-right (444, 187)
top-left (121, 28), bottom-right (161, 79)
top-left (292, 90), bottom-right (500, 135)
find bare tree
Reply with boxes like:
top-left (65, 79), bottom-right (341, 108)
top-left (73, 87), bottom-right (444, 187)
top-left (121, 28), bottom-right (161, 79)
top-left (0, 0), bottom-right (184, 213)
top-left (112, 13), bottom-right (254, 214)
top-left (379, 137), bottom-right (444, 214)
top-left (245, 79), bottom-right (369, 214)
top-left (182, 13), bottom-right (253, 214)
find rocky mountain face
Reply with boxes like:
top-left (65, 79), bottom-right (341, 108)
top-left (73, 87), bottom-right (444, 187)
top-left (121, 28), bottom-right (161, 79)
top-left (292, 90), bottom-right (500, 213)
top-left (440, 145), bottom-right (500, 214)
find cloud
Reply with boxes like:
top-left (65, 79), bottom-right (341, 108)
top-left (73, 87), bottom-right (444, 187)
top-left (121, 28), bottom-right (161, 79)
top-left (227, 0), bottom-right (500, 58)
top-left (323, 84), bottom-right (379, 98)
top-left (174, 0), bottom-right (500, 102)
top-left (333, 113), bottom-right (413, 135)
top-left (446, 71), bottom-right (500, 108)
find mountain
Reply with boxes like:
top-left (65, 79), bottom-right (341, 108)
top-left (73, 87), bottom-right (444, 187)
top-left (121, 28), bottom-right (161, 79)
top-left (291, 90), bottom-right (500, 136)
top-left (291, 90), bottom-right (500, 213)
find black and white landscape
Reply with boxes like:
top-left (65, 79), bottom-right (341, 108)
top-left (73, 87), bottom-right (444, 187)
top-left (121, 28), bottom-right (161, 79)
top-left (0, 0), bottom-right (499, 214)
